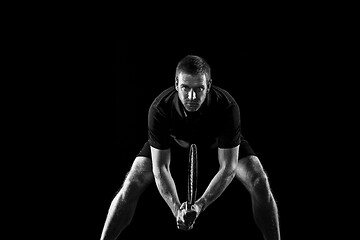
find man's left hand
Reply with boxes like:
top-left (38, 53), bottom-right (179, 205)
top-left (176, 202), bottom-right (201, 230)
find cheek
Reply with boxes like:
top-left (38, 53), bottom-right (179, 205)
top-left (199, 93), bottom-right (207, 101)
top-left (179, 92), bottom-right (186, 101)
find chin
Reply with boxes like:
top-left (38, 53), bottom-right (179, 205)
top-left (185, 106), bottom-right (199, 112)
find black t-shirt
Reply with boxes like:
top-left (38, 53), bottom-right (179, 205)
top-left (148, 85), bottom-right (242, 150)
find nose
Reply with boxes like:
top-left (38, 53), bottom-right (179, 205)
top-left (188, 89), bottom-right (196, 100)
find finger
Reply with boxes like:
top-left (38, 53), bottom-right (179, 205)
top-left (180, 202), bottom-right (187, 210)
top-left (177, 222), bottom-right (190, 231)
top-left (191, 204), bottom-right (197, 211)
top-left (179, 210), bottom-right (187, 221)
top-left (187, 223), bottom-right (194, 230)
top-left (191, 203), bottom-right (200, 215)
top-left (177, 217), bottom-right (193, 231)
top-left (178, 225), bottom-right (191, 231)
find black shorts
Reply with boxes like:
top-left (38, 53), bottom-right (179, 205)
top-left (136, 139), bottom-right (257, 160)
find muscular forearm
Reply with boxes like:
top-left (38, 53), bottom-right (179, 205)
top-left (153, 168), bottom-right (181, 217)
top-left (196, 167), bottom-right (236, 211)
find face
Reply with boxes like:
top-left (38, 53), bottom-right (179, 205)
top-left (175, 72), bottom-right (210, 112)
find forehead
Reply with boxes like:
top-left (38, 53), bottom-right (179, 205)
top-left (178, 73), bottom-right (207, 85)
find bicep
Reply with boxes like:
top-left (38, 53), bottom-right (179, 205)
top-left (148, 107), bottom-right (171, 149)
top-left (217, 103), bottom-right (241, 148)
top-left (218, 145), bottom-right (239, 171)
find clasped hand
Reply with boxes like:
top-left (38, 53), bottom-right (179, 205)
top-left (176, 202), bottom-right (200, 231)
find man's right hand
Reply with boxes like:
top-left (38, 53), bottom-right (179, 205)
top-left (176, 202), bottom-right (197, 230)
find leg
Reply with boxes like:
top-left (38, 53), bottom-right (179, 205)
top-left (100, 156), bottom-right (154, 240)
top-left (235, 155), bottom-right (280, 240)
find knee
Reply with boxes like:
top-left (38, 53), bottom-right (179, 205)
top-left (250, 172), bottom-right (269, 191)
top-left (249, 172), bottom-right (272, 202)
top-left (241, 156), bottom-right (271, 198)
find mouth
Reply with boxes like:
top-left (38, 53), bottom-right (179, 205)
top-left (184, 102), bottom-right (200, 111)
top-left (185, 102), bottom-right (199, 107)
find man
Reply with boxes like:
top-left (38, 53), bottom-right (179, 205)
top-left (101, 55), bottom-right (280, 240)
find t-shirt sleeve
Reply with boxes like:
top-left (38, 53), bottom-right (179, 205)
top-left (217, 102), bottom-right (242, 148)
top-left (148, 106), bottom-right (171, 149)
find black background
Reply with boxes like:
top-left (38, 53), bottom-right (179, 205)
top-left (44, 6), bottom-right (352, 240)
top-left (103, 28), bottom-right (322, 240)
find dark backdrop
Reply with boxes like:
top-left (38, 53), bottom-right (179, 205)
top-left (57, 10), bottom-right (345, 240)
top-left (13, 1), bottom-right (354, 238)
top-left (98, 26), bottom-right (324, 240)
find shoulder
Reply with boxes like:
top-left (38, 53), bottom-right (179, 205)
top-left (149, 86), bottom-right (177, 115)
top-left (210, 86), bottom-right (238, 108)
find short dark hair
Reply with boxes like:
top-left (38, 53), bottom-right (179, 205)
top-left (175, 55), bottom-right (211, 80)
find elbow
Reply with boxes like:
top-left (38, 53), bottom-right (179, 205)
top-left (223, 160), bottom-right (238, 178)
top-left (227, 167), bottom-right (237, 179)
top-left (221, 163), bottom-right (237, 179)
top-left (218, 146), bottom-right (239, 177)
top-left (152, 165), bottom-right (168, 180)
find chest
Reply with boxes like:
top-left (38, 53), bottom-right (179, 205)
top-left (169, 111), bottom-right (222, 144)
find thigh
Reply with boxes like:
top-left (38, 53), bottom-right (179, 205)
top-left (125, 156), bottom-right (154, 188)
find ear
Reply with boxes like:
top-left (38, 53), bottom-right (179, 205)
top-left (207, 79), bottom-right (212, 92)
top-left (175, 77), bottom-right (179, 91)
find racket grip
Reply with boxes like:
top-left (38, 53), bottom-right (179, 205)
top-left (184, 210), bottom-right (197, 226)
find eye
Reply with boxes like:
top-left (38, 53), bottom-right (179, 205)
top-left (181, 86), bottom-right (190, 91)
top-left (195, 87), bottom-right (204, 92)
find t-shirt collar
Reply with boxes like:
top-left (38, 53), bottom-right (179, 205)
top-left (173, 91), bottom-right (210, 119)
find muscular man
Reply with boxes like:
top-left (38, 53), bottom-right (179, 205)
top-left (100, 55), bottom-right (280, 240)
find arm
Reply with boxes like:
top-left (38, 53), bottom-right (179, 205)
top-left (151, 146), bottom-right (181, 218)
top-left (195, 145), bottom-right (239, 213)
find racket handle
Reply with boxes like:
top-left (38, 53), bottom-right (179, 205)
top-left (184, 210), bottom-right (197, 226)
